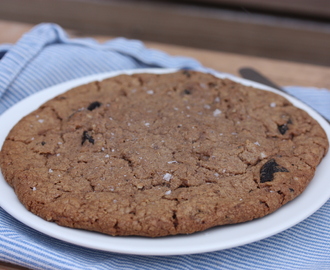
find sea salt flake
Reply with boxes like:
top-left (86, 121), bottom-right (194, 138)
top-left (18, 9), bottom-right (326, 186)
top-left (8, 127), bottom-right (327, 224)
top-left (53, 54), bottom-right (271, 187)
top-left (165, 190), bottom-right (172, 195)
top-left (204, 104), bottom-right (211, 109)
top-left (163, 173), bottom-right (172, 181)
top-left (214, 173), bottom-right (219, 177)
top-left (147, 90), bottom-right (154, 95)
top-left (31, 137), bottom-right (34, 141)
top-left (58, 142), bottom-right (62, 145)
top-left (213, 109), bottom-right (222, 117)
top-left (32, 187), bottom-right (37, 191)
top-left (260, 152), bottom-right (267, 159)
top-left (214, 97), bottom-right (220, 103)
top-left (105, 154), bottom-right (110, 158)
top-left (254, 141), bottom-right (261, 146)
top-left (145, 122), bottom-right (150, 127)
top-left (270, 102), bottom-right (276, 107)
top-left (49, 169), bottom-right (53, 173)
top-left (38, 119), bottom-right (44, 123)
top-left (56, 153), bottom-right (60, 156)
top-left (167, 161), bottom-right (178, 164)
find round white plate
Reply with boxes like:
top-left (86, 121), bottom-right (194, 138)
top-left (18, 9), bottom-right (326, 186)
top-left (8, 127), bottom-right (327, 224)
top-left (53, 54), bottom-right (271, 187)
top-left (0, 68), bottom-right (329, 256)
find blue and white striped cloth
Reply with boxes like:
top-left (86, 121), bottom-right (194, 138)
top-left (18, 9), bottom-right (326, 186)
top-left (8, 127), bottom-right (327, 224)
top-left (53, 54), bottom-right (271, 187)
top-left (0, 23), bottom-right (330, 270)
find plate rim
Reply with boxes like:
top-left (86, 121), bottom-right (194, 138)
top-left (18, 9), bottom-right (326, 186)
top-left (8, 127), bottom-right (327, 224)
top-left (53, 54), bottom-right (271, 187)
top-left (0, 68), bottom-right (329, 256)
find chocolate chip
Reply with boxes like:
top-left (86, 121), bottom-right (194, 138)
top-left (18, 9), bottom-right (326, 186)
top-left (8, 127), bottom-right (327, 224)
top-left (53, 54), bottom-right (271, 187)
top-left (82, 131), bottom-right (94, 145)
top-left (41, 141), bottom-right (46, 145)
top-left (289, 188), bottom-right (294, 192)
top-left (182, 70), bottom-right (191, 78)
top-left (208, 82), bottom-right (217, 88)
top-left (87, 101), bottom-right (102, 111)
top-left (183, 89), bottom-right (192, 95)
top-left (278, 124), bottom-right (289, 135)
top-left (278, 119), bottom-right (293, 135)
top-left (260, 159), bottom-right (289, 183)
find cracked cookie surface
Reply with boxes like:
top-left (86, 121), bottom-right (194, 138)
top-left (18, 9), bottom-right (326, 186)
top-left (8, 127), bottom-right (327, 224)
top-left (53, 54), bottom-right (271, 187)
top-left (0, 71), bottom-right (328, 237)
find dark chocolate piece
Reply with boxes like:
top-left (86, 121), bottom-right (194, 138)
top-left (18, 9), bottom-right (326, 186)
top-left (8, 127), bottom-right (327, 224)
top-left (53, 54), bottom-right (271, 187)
top-left (82, 131), bottom-right (94, 145)
top-left (278, 124), bottom-right (289, 135)
top-left (87, 101), bottom-right (102, 111)
top-left (182, 70), bottom-right (191, 78)
top-left (260, 159), bottom-right (289, 183)
top-left (183, 89), bottom-right (192, 95)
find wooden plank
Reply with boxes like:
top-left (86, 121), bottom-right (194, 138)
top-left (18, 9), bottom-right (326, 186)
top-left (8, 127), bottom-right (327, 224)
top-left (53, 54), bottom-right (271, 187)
top-left (1, 20), bottom-right (329, 89)
top-left (0, 0), bottom-right (329, 66)
top-left (0, 261), bottom-right (30, 270)
top-left (168, 0), bottom-right (330, 18)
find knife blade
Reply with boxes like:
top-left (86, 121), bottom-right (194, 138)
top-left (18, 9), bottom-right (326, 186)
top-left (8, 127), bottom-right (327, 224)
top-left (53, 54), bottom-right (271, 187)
top-left (239, 67), bottom-right (284, 92)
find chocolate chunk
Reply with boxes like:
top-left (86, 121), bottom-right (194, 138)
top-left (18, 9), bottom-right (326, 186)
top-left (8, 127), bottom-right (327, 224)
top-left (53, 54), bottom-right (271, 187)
top-left (87, 101), bottom-right (102, 111)
top-left (82, 131), bottom-right (94, 145)
top-left (260, 159), bottom-right (289, 183)
top-left (278, 124), bottom-right (289, 135)
top-left (183, 89), bottom-right (192, 95)
top-left (182, 70), bottom-right (191, 78)
top-left (278, 119), bottom-right (293, 135)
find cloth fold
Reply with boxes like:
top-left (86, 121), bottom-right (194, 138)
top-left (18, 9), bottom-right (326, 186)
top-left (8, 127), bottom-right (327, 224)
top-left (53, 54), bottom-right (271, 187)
top-left (0, 23), bottom-right (329, 270)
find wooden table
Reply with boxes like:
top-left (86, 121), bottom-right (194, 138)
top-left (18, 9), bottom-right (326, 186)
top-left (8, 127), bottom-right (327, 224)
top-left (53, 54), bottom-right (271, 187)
top-left (0, 19), bottom-right (329, 270)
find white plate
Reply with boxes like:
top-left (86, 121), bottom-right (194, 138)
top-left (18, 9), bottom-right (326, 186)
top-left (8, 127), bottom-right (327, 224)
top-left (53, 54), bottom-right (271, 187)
top-left (0, 68), bottom-right (330, 256)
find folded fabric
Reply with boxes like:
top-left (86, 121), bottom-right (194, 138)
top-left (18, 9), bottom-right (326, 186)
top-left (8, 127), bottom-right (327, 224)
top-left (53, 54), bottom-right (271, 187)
top-left (0, 23), bottom-right (329, 270)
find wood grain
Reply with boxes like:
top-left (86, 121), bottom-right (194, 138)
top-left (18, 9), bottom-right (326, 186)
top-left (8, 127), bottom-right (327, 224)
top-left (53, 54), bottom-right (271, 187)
top-left (169, 0), bottom-right (330, 18)
top-left (0, 0), bottom-right (330, 66)
top-left (1, 20), bottom-right (329, 89)
top-left (0, 261), bottom-right (30, 270)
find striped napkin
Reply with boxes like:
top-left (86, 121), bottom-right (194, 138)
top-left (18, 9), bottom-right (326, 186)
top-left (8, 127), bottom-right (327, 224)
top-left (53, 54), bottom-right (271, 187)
top-left (0, 23), bottom-right (329, 270)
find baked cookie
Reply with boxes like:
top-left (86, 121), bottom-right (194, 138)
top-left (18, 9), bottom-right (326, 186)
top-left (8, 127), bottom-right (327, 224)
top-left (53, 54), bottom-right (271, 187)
top-left (0, 70), bottom-right (328, 237)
